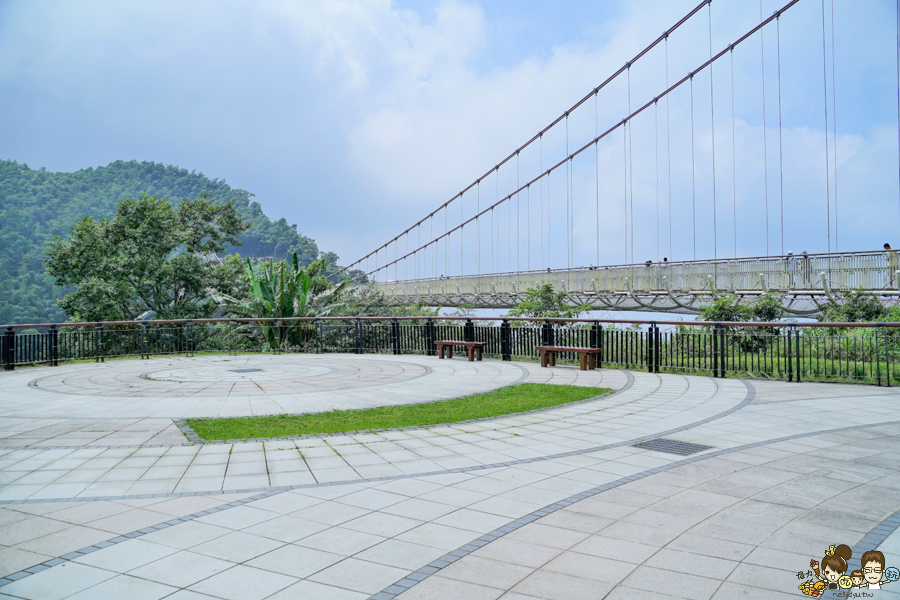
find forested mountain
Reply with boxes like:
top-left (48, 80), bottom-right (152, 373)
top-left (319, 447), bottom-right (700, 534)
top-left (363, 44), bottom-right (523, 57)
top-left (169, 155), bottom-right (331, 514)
top-left (0, 160), bottom-right (332, 324)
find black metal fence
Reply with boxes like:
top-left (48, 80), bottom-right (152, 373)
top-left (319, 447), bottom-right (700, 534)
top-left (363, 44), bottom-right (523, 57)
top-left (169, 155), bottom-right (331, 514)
top-left (3, 317), bottom-right (899, 386)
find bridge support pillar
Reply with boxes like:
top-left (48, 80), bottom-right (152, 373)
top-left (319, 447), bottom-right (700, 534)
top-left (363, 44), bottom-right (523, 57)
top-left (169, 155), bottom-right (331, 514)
top-left (500, 319), bottom-right (511, 361)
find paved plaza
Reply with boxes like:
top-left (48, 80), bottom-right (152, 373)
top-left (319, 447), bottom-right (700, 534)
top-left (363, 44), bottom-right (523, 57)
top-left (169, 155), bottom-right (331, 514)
top-left (0, 354), bottom-right (899, 599)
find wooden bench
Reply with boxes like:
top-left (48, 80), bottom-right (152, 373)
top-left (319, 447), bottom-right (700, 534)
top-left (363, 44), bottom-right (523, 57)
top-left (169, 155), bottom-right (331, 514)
top-left (435, 340), bottom-right (486, 361)
top-left (535, 345), bottom-right (602, 371)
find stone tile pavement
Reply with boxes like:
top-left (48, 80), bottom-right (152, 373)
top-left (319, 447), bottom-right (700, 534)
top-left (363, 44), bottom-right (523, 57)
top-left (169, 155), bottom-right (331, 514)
top-left (0, 354), bottom-right (898, 599)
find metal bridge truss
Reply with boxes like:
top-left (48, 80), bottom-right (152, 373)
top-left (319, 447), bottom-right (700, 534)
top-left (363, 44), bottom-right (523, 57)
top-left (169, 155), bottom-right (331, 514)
top-left (375, 251), bottom-right (900, 315)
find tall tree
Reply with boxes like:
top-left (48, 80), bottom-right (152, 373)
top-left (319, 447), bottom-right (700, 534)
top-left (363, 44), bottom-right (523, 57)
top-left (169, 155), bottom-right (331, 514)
top-left (45, 194), bottom-right (249, 321)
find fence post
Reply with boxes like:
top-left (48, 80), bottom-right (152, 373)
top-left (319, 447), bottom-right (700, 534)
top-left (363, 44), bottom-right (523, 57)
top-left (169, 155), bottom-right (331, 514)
top-left (186, 320), bottom-right (194, 357)
top-left (356, 317), bottom-right (363, 354)
top-left (391, 318), bottom-right (401, 355)
top-left (141, 322), bottom-right (148, 359)
top-left (542, 319), bottom-right (554, 346)
top-left (786, 325), bottom-right (794, 382)
top-left (426, 318), bottom-right (436, 356)
top-left (794, 325), bottom-right (801, 383)
top-left (464, 319), bottom-right (475, 343)
top-left (719, 325), bottom-right (727, 379)
top-left (883, 325), bottom-right (892, 388)
top-left (3, 327), bottom-right (14, 371)
top-left (712, 323), bottom-right (721, 378)
top-left (655, 324), bottom-right (661, 373)
top-left (500, 319), bottom-right (511, 361)
top-left (647, 322), bottom-right (656, 373)
top-left (590, 321), bottom-right (602, 368)
top-left (876, 324), bottom-right (884, 387)
top-left (316, 319), bottom-right (324, 354)
top-left (95, 323), bottom-right (103, 363)
top-left (50, 325), bottom-right (58, 366)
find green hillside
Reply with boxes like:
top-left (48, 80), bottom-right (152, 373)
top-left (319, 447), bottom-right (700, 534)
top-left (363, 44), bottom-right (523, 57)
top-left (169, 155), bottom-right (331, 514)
top-left (0, 159), bottom-right (330, 324)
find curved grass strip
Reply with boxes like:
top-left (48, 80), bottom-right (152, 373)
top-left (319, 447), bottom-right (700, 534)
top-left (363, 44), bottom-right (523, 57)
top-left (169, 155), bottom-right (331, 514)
top-left (187, 383), bottom-right (610, 441)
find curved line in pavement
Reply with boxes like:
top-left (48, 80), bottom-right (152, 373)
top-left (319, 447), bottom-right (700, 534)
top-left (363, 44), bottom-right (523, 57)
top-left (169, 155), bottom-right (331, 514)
top-left (2, 367), bottom-right (627, 449)
top-left (370, 416), bottom-right (900, 600)
top-left (24, 356), bottom-right (447, 397)
top-left (4, 410), bottom-right (899, 594)
top-left (0, 372), bottom-right (736, 505)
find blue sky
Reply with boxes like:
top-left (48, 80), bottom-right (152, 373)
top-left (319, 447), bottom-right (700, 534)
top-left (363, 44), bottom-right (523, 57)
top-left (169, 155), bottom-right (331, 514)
top-left (1, 0), bottom-right (898, 276)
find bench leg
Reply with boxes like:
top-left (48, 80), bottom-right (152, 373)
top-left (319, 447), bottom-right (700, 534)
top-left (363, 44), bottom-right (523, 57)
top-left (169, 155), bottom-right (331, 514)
top-left (540, 350), bottom-right (548, 368)
top-left (476, 347), bottom-right (482, 361)
top-left (438, 345), bottom-right (444, 359)
top-left (579, 354), bottom-right (588, 371)
top-left (448, 346), bottom-right (452, 359)
top-left (589, 354), bottom-right (597, 369)
top-left (549, 352), bottom-right (556, 367)
top-left (467, 346), bottom-right (474, 362)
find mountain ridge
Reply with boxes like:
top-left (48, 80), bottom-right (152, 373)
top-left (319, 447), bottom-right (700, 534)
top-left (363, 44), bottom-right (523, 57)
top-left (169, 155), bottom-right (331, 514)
top-left (0, 159), bottom-right (332, 324)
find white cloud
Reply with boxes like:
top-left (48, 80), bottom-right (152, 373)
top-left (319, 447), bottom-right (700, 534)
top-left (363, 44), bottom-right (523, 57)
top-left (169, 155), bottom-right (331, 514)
top-left (1, 0), bottom-right (897, 270)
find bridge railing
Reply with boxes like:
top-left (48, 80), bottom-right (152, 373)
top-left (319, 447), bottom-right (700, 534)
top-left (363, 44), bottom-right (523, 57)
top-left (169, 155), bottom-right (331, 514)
top-left (378, 250), bottom-right (900, 297)
top-left (3, 317), bottom-right (899, 386)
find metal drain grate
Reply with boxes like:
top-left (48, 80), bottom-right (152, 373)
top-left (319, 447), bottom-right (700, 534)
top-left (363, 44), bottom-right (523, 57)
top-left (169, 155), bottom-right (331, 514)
top-left (229, 368), bottom-right (262, 373)
top-left (632, 438), bottom-right (714, 456)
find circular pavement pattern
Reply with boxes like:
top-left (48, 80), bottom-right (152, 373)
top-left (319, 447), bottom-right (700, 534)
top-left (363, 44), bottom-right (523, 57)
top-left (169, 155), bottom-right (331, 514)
top-left (1, 354), bottom-right (529, 419)
top-left (28, 355), bottom-right (429, 397)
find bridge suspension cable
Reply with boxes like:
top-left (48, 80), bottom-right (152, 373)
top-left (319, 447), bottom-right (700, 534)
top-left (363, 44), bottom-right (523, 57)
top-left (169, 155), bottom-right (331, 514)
top-left (830, 0), bottom-right (839, 251)
top-left (628, 65), bottom-right (635, 267)
top-left (335, 0), bottom-right (728, 280)
top-left (731, 45), bottom-right (737, 259)
top-left (596, 90), bottom-right (601, 267)
top-left (666, 34), bottom-right (673, 261)
top-left (709, 1), bottom-right (718, 261)
top-left (777, 11), bottom-right (785, 256)
top-left (691, 73), bottom-right (696, 261)
top-left (355, 0), bottom-right (802, 282)
top-left (821, 0), bottom-right (832, 254)
top-left (761, 0), bottom-right (770, 257)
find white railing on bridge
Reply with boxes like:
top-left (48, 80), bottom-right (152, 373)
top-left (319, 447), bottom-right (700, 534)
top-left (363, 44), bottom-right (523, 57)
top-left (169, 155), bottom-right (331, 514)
top-left (374, 250), bottom-right (900, 300)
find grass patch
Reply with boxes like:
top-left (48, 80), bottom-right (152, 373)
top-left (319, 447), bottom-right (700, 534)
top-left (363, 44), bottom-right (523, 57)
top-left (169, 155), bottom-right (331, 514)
top-left (187, 383), bottom-right (611, 441)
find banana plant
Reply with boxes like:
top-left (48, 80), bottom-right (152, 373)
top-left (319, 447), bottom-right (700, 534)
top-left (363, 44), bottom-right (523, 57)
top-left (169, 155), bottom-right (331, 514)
top-left (216, 253), bottom-right (347, 349)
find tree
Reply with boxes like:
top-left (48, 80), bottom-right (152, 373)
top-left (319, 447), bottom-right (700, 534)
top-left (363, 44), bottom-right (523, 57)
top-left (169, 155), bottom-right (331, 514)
top-left (331, 284), bottom-right (437, 318)
top-left (507, 284), bottom-right (592, 320)
top-left (45, 194), bottom-right (249, 321)
top-left (820, 290), bottom-right (886, 322)
top-left (700, 294), bottom-right (784, 351)
top-left (216, 254), bottom-right (349, 349)
top-left (0, 159), bottom-right (335, 323)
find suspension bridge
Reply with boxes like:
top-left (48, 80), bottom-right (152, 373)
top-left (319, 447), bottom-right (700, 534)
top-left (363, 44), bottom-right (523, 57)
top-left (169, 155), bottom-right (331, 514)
top-left (337, 0), bottom-right (900, 316)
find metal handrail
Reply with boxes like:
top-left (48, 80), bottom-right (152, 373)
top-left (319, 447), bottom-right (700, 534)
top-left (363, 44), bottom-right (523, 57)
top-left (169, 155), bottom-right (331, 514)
top-left (5, 315), bottom-right (900, 330)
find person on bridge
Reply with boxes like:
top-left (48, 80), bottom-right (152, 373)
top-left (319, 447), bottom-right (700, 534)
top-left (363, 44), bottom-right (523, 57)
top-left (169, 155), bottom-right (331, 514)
top-left (886, 243), bottom-right (898, 287)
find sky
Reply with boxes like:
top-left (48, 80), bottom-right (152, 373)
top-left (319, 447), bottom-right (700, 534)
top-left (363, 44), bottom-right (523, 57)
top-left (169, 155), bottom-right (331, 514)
top-left (2, 0), bottom-right (899, 281)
